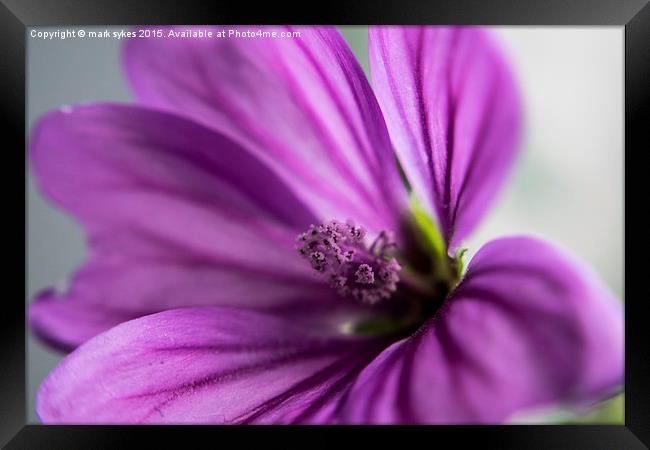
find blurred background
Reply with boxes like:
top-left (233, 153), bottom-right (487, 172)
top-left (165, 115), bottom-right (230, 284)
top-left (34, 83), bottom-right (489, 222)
top-left (26, 26), bottom-right (623, 423)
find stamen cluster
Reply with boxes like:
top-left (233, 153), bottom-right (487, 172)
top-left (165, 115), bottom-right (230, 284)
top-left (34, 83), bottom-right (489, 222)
top-left (297, 220), bottom-right (401, 304)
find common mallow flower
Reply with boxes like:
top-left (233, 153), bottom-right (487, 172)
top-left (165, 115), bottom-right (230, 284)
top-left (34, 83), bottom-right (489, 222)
top-left (30, 26), bottom-right (623, 424)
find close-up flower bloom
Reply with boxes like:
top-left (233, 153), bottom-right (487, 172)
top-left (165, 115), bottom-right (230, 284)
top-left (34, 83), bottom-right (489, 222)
top-left (28, 26), bottom-right (623, 424)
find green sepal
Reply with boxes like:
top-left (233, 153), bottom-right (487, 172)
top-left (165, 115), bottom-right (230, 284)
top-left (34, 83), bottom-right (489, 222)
top-left (350, 315), bottom-right (409, 336)
top-left (454, 247), bottom-right (468, 279)
top-left (407, 194), bottom-right (452, 282)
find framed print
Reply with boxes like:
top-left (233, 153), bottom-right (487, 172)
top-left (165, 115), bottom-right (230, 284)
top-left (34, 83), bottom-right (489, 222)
top-left (1, 0), bottom-right (648, 448)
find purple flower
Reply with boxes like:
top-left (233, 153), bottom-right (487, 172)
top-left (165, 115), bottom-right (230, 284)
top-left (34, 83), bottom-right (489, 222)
top-left (30, 26), bottom-right (622, 424)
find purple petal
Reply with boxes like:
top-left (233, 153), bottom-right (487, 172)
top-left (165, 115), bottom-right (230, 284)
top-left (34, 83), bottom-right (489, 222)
top-left (123, 26), bottom-right (407, 232)
top-left (31, 103), bottom-right (317, 232)
top-left (29, 103), bottom-right (353, 349)
top-left (369, 27), bottom-right (522, 250)
top-left (28, 246), bottom-right (340, 352)
top-left (37, 307), bottom-right (381, 424)
top-left (29, 288), bottom-right (136, 352)
top-left (341, 236), bottom-right (623, 423)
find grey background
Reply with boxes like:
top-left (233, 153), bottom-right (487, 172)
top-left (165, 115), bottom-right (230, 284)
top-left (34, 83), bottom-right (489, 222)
top-left (27, 26), bottom-right (623, 423)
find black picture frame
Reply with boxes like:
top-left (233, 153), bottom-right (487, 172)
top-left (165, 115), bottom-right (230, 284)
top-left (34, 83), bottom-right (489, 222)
top-left (2, 0), bottom-right (648, 448)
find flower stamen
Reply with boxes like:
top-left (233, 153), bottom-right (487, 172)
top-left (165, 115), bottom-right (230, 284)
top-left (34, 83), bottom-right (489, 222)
top-left (296, 220), bottom-right (401, 305)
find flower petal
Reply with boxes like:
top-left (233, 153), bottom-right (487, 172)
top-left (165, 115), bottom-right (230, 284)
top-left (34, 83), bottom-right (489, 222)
top-left (28, 248), bottom-right (340, 352)
top-left (341, 236), bottom-right (623, 423)
top-left (29, 103), bottom-right (349, 349)
top-left (31, 103), bottom-right (317, 233)
top-left (37, 307), bottom-right (381, 424)
top-left (369, 26), bottom-right (522, 250)
top-left (124, 26), bottom-right (407, 231)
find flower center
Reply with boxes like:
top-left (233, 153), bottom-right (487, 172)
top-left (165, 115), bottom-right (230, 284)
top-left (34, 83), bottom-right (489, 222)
top-left (296, 220), bottom-right (402, 305)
